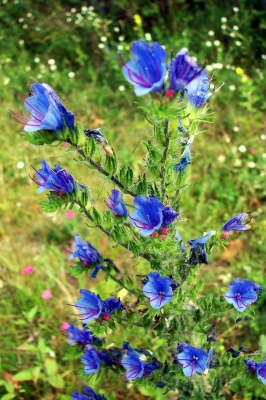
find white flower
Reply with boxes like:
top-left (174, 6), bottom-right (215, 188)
top-left (233, 25), bottom-right (239, 31)
top-left (262, 54), bottom-right (266, 60)
top-left (98, 43), bottom-right (105, 49)
top-left (260, 134), bottom-right (266, 140)
top-left (238, 145), bottom-right (246, 153)
top-left (221, 24), bottom-right (227, 30)
top-left (206, 65), bottom-right (213, 71)
top-left (119, 85), bottom-right (125, 91)
top-left (218, 155), bottom-right (226, 163)
top-left (233, 126), bottom-right (239, 132)
top-left (25, 66), bottom-right (31, 71)
top-left (68, 72), bottom-right (75, 78)
top-left (248, 161), bottom-right (256, 168)
top-left (229, 85), bottom-right (236, 91)
top-left (37, 74), bottom-right (42, 79)
top-left (114, 26), bottom-right (119, 32)
top-left (35, 26), bottom-right (40, 31)
top-left (145, 32), bottom-right (152, 41)
top-left (234, 159), bottom-right (242, 167)
top-left (66, 17), bottom-right (72, 22)
top-left (17, 161), bottom-right (25, 169)
top-left (23, 24), bottom-right (28, 29)
top-left (233, 7), bottom-right (239, 12)
top-left (34, 57), bottom-right (40, 63)
top-left (19, 40), bottom-right (24, 45)
top-left (235, 41), bottom-right (242, 46)
top-left (118, 35), bottom-right (124, 41)
top-left (212, 63), bottom-right (223, 69)
top-left (221, 17), bottom-right (227, 23)
top-left (214, 40), bottom-right (221, 46)
top-left (71, 7), bottom-right (76, 13)
top-left (117, 44), bottom-right (123, 51)
top-left (262, 153), bottom-right (266, 159)
top-left (50, 65), bottom-right (57, 71)
top-left (18, 18), bottom-right (24, 22)
top-left (27, 12), bottom-right (32, 18)
top-left (3, 77), bottom-right (10, 85)
top-left (81, 6), bottom-right (88, 12)
top-left (208, 30), bottom-right (215, 36)
top-left (100, 36), bottom-right (107, 42)
top-left (230, 32), bottom-right (235, 37)
top-left (48, 59), bottom-right (55, 65)
top-left (205, 41), bottom-right (212, 47)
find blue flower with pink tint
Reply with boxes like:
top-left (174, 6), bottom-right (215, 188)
top-left (31, 159), bottom-right (75, 194)
top-left (121, 351), bottom-right (145, 380)
top-left (122, 40), bottom-right (167, 96)
top-left (11, 83), bottom-right (74, 132)
top-left (245, 356), bottom-right (266, 385)
top-left (66, 324), bottom-right (99, 346)
top-left (129, 195), bottom-right (164, 236)
top-left (142, 272), bottom-right (174, 309)
top-left (186, 69), bottom-right (214, 107)
top-left (81, 346), bottom-right (102, 374)
top-left (224, 279), bottom-right (262, 312)
top-left (69, 233), bottom-right (101, 264)
top-left (103, 297), bottom-right (124, 315)
top-left (222, 213), bottom-right (251, 232)
top-left (105, 189), bottom-right (127, 217)
top-left (74, 290), bottom-right (103, 323)
top-left (71, 385), bottom-right (106, 400)
top-left (188, 231), bottom-right (215, 265)
top-left (177, 343), bottom-right (208, 379)
top-left (170, 49), bottom-right (202, 92)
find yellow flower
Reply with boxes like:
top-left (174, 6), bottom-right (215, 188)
top-left (133, 14), bottom-right (142, 26)
top-left (241, 74), bottom-right (248, 83)
top-left (219, 345), bottom-right (225, 351)
top-left (236, 67), bottom-right (244, 75)
top-left (125, 45), bottom-right (130, 51)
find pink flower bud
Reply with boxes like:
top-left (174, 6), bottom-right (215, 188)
top-left (151, 232), bottom-right (157, 238)
top-left (60, 322), bottom-right (70, 331)
top-left (161, 235), bottom-right (166, 241)
top-left (41, 290), bottom-right (52, 300)
top-left (222, 231), bottom-right (230, 239)
top-left (160, 227), bottom-right (169, 235)
top-left (66, 210), bottom-right (75, 219)
top-left (103, 314), bottom-right (110, 321)
top-left (22, 265), bottom-right (34, 274)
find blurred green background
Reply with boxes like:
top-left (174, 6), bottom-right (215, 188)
top-left (0, 0), bottom-right (266, 398)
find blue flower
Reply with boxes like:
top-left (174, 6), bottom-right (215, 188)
top-left (31, 159), bottom-right (75, 194)
top-left (74, 290), bottom-right (103, 323)
top-left (105, 189), bottom-right (127, 217)
top-left (129, 195), bottom-right (164, 236)
top-left (177, 343), bottom-right (208, 379)
top-left (81, 346), bottom-right (102, 374)
top-left (222, 213), bottom-right (251, 232)
top-left (174, 143), bottom-right (192, 173)
top-left (186, 70), bottom-right (214, 107)
top-left (170, 49), bottom-right (202, 92)
top-left (103, 297), bottom-right (124, 315)
top-left (122, 40), bottom-right (167, 96)
top-left (162, 206), bottom-right (179, 227)
top-left (69, 233), bottom-right (102, 264)
top-left (245, 357), bottom-right (266, 385)
top-left (11, 83), bottom-right (74, 132)
top-left (224, 279), bottom-right (262, 312)
top-left (66, 324), bottom-right (99, 346)
top-left (121, 350), bottom-right (146, 380)
top-left (71, 385), bottom-right (106, 400)
top-left (188, 231), bottom-right (215, 265)
top-left (142, 272), bottom-right (174, 309)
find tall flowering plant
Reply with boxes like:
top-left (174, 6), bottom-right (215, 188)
top-left (11, 40), bottom-right (264, 397)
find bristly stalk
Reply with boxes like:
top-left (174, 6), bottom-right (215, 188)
top-left (160, 119), bottom-right (170, 201)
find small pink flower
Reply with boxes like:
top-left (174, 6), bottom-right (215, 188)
top-left (165, 89), bottom-right (175, 99)
top-left (42, 290), bottom-right (52, 300)
top-left (60, 322), bottom-right (70, 331)
top-left (66, 210), bottom-right (75, 219)
top-left (160, 235), bottom-right (166, 241)
top-left (63, 143), bottom-right (69, 148)
top-left (222, 232), bottom-right (230, 239)
top-left (103, 314), bottom-right (110, 321)
top-left (22, 265), bottom-right (34, 274)
top-left (249, 148), bottom-right (256, 154)
top-left (151, 232), bottom-right (157, 238)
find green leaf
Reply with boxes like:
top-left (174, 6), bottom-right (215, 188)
top-left (47, 375), bottom-right (65, 389)
top-left (92, 208), bottom-right (102, 225)
top-left (22, 306), bottom-right (38, 322)
top-left (44, 357), bottom-right (58, 376)
top-left (13, 367), bottom-right (41, 382)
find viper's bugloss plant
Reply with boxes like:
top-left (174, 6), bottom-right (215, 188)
top-left (12, 38), bottom-right (265, 397)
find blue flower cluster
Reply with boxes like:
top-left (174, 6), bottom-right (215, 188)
top-left (177, 343), bottom-right (209, 379)
top-left (188, 231), bottom-right (215, 265)
top-left (122, 40), bottom-right (214, 108)
top-left (245, 356), bottom-right (266, 385)
top-left (31, 159), bottom-right (75, 194)
top-left (74, 289), bottom-right (124, 323)
top-left (71, 385), bottom-right (106, 400)
top-left (69, 233), bottom-right (106, 278)
top-left (11, 83), bottom-right (75, 133)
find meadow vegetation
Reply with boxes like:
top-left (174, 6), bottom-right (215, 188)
top-left (0, 0), bottom-right (266, 399)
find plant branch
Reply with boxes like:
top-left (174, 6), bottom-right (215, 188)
top-left (72, 144), bottom-right (137, 198)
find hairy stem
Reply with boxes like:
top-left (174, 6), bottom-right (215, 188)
top-left (72, 143), bottom-right (137, 198)
top-left (160, 120), bottom-right (170, 201)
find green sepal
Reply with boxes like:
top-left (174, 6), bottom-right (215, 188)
top-left (24, 130), bottom-right (58, 146)
top-left (91, 207), bottom-right (102, 225)
top-left (104, 153), bottom-right (117, 175)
